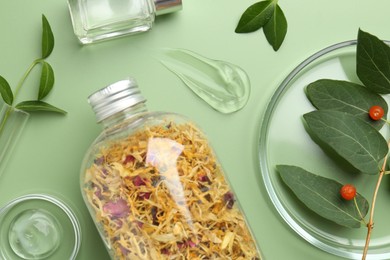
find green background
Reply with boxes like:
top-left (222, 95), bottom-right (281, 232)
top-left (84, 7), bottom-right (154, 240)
top-left (1, 0), bottom-right (390, 259)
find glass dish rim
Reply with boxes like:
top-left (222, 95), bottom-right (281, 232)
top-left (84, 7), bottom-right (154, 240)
top-left (0, 193), bottom-right (82, 260)
top-left (258, 39), bottom-right (390, 259)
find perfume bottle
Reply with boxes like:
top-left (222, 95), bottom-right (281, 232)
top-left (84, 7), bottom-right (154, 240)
top-left (67, 0), bottom-right (182, 44)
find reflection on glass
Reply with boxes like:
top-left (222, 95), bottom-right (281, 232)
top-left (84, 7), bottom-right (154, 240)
top-left (0, 103), bottom-right (29, 178)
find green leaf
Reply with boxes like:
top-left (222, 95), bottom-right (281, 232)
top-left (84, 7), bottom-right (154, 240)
top-left (277, 165), bottom-right (369, 228)
top-left (235, 0), bottom-right (275, 33)
top-left (38, 61), bottom-right (54, 100)
top-left (41, 14), bottom-right (54, 59)
top-left (303, 110), bottom-right (388, 174)
top-left (0, 75), bottom-right (13, 105)
top-left (263, 4), bottom-right (287, 51)
top-left (356, 29), bottom-right (390, 94)
top-left (306, 79), bottom-right (388, 130)
top-left (15, 100), bottom-right (66, 114)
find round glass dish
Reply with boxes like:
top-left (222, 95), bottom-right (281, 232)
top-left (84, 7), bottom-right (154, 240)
top-left (259, 40), bottom-right (390, 259)
top-left (0, 194), bottom-right (81, 260)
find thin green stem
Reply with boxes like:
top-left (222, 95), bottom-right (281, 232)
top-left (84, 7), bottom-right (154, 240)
top-left (0, 105), bottom-right (13, 136)
top-left (354, 197), bottom-right (367, 226)
top-left (0, 59), bottom-right (40, 138)
top-left (13, 59), bottom-right (41, 99)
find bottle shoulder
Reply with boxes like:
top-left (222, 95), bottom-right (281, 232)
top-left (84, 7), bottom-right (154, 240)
top-left (88, 111), bottom-right (194, 148)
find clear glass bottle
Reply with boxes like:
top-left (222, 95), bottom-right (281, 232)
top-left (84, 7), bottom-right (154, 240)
top-left (67, 0), bottom-right (182, 44)
top-left (80, 78), bottom-right (262, 259)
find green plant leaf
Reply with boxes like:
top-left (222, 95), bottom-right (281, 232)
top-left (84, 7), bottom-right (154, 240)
top-left (356, 29), bottom-right (390, 94)
top-left (277, 165), bottom-right (369, 228)
top-left (263, 4), bottom-right (287, 51)
top-left (306, 79), bottom-right (388, 130)
top-left (41, 14), bottom-right (54, 59)
top-left (0, 75), bottom-right (13, 105)
top-left (235, 0), bottom-right (275, 33)
top-left (15, 100), bottom-right (66, 114)
top-left (38, 61), bottom-right (54, 100)
top-left (303, 110), bottom-right (388, 174)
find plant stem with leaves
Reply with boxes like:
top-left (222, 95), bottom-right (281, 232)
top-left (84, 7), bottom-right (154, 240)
top-left (0, 15), bottom-right (66, 136)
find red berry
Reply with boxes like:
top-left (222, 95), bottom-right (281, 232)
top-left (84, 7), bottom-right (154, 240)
top-left (340, 184), bottom-right (357, 201)
top-left (369, 105), bottom-right (384, 121)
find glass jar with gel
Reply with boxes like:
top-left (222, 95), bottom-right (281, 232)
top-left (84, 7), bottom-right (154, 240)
top-left (0, 194), bottom-right (81, 260)
top-left (67, 0), bottom-right (182, 44)
top-left (80, 78), bottom-right (262, 259)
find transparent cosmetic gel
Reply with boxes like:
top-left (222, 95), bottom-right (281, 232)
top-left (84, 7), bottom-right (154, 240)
top-left (160, 49), bottom-right (251, 113)
top-left (8, 209), bottom-right (61, 259)
top-left (68, 0), bottom-right (182, 44)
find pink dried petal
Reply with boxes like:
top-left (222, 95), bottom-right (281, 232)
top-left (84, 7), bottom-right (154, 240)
top-left (119, 245), bottom-right (130, 256)
top-left (198, 175), bottom-right (210, 183)
top-left (223, 191), bottom-right (235, 209)
top-left (187, 240), bottom-right (197, 248)
top-left (133, 176), bottom-right (146, 186)
top-left (101, 168), bottom-right (109, 176)
top-left (115, 219), bottom-right (123, 228)
top-left (160, 248), bottom-right (170, 255)
top-left (135, 221), bottom-right (144, 228)
top-left (103, 199), bottom-right (130, 219)
top-left (177, 242), bottom-right (186, 249)
top-left (138, 192), bottom-right (151, 200)
top-left (123, 155), bottom-right (135, 164)
top-left (94, 186), bottom-right (103, 199)
top-left (94, 156), bottom-right (105, 165)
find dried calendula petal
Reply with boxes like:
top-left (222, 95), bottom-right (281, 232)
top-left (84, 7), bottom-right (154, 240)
top-left (83, 121), bottom-right (261, 259)
top-left (221, 231), bottom-right (235, 250)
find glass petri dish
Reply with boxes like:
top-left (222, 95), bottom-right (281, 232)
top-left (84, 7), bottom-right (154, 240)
top-left (258, 40), bottom-right (390, 259)
top-left (0, 194), bottom-right (81, 260)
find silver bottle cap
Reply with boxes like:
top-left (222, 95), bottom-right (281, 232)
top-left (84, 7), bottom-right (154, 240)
top-left (88, 78), bottom-right (146, 123)
top-left (155, 0), bottom-right (182, 16)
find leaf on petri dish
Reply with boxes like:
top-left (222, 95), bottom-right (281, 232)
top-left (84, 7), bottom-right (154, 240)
top-left (356, 29), bottom-right (390, 94)
top-left (303, 110), bottom-right (388, 175)
top-left (277, 165), bottom-right (369, 228)
top-left (306, 79), bottom-right (388, 130)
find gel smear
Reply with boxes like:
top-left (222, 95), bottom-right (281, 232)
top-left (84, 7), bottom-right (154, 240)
top-left (160, 49), bottom-right (251, 113)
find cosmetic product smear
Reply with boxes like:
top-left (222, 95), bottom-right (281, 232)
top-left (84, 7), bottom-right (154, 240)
top-left (160, 49), bottom-right (250, 113)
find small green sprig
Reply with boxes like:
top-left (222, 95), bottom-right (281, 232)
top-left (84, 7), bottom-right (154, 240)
top-left (235, 0), bottom-right (287, 51)
top-left (0, 14), bottom-right (66, 134)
